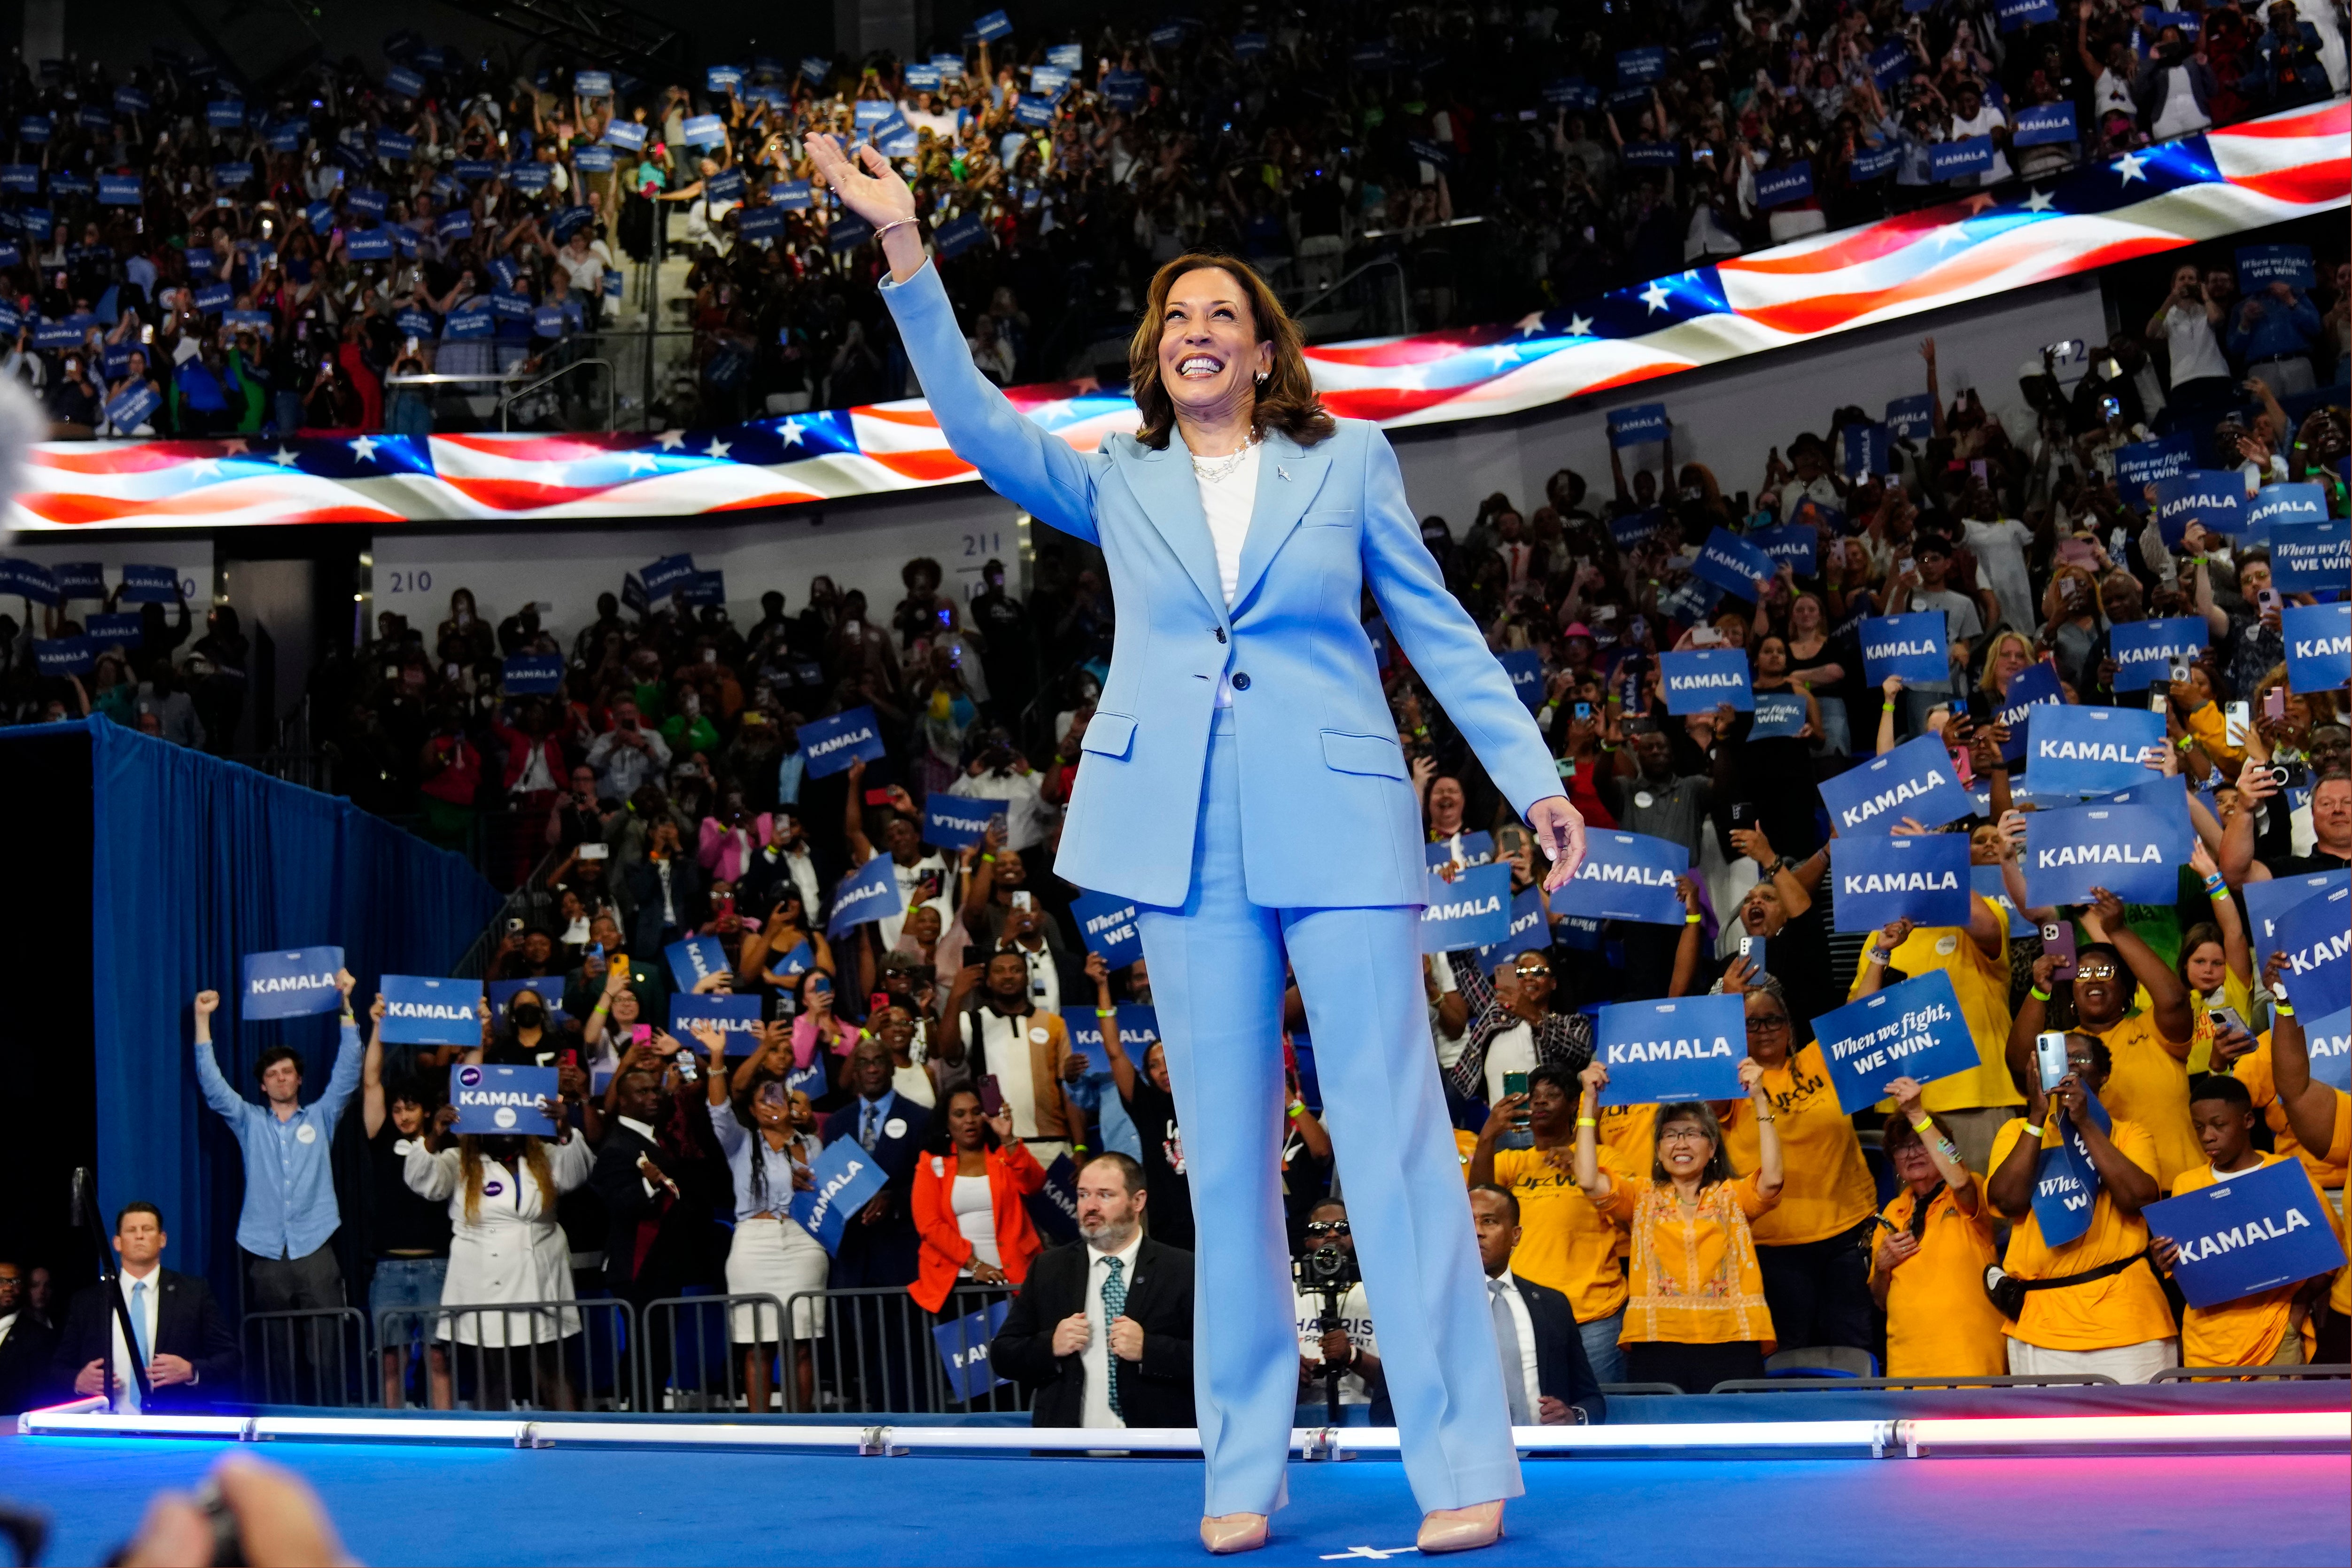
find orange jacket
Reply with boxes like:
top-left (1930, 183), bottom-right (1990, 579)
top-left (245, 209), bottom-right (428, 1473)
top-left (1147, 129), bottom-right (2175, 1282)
top-left (909, 1140), bottom-right (1049, 1313)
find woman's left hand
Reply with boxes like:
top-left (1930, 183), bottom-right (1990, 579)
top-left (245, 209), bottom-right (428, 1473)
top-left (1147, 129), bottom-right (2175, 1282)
top-left (1531, 795), bottom-right (1588, 890)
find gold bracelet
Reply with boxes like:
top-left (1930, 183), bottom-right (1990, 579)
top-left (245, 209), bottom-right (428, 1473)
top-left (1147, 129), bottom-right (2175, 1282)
top-left (1756, 1114), bottom-right (1777, 1124)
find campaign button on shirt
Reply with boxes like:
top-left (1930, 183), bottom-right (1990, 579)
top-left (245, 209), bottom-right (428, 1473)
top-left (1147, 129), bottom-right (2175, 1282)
top-left (884, 1117), bottom-right (908, 1139)
top-left (1231, 672), bottom-right (1251, 690)
top-left (1030, 1027), bottom-right (1049, 1044)
top-left (1935, 935), bottom-right (1959, 955)
top-left (483, 1180), bottom-right (505, 1197)
top-left (1634, 791), bottom-right (1655, 809)
top-left (393, 1139), bottom-right (416, 1156)
top-left (295, 1122), bottom-right (318, 1144)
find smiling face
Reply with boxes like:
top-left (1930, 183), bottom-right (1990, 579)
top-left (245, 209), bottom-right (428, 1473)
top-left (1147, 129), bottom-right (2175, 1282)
top-left (1655, 1115), bottom-right (1716, 1180)
top-left (1157, 266), bottom-right (1273, 431)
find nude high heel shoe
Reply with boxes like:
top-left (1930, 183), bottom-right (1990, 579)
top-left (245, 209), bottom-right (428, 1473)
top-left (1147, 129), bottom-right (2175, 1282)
top-left (1200, 1514), bottom-right (1270, 1554)
top-left (1417, 1499), bottom-right (1505, 1553)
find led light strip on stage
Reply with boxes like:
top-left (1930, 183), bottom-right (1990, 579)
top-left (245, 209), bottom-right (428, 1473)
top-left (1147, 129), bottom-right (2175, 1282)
top-left (9, 100), bottom-right (2344, 531)
top-left (21, 1399), bottom-right (2346, 1458)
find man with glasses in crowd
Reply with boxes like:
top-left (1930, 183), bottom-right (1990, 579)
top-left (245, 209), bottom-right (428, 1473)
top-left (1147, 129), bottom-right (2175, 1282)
top-left (1443, 949), bottom-right (1594, 1114)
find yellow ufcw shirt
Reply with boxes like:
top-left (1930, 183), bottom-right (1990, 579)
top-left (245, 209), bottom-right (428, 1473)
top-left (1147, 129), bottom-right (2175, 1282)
top-left (1852, 900), bottom-right (2022, 1112)
top-left (1990, 1115), bottom-right (2178, 1352)
top-left (2163, 1153), bottom-right (2343, 1368)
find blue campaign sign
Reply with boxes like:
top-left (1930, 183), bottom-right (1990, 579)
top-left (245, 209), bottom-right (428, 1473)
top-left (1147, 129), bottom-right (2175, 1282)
top-left (769, 940), bottom-right (815, 981)
top-left (2022, 800), bottom-right (2182, 906)
top-left (384, 66), bottom-right (426, 99)
top-left (707, 64), bottom-right (745, 94)
top-left (575, 70), bottom-right (614, 96)
top-left (1615, 45), bottom-right (1668, 84)
top-left (448, 1063), bottom-right (558, 1136)
top-left (1839, 422), bottom-right (1892, 480)
top-left (501, 653), bottom-right (564, 694)
top-left (2011, 101), bottom-right (2078, 147)
top-left (1748, 522), bottom-right (1816, 577)
top-left (2144, 1157), bottom-right (2344, 1310)
top-left (487, 977), bottom-right (567, 1030)
top-left (2274, 883), bottom-right (2352, 1020)
top-left (1992, 660), bottom-right (2065, 764)
top-left (1869, 39), bottom-right (1914, 85)
top-left (799, 705), bottom-right (886, 777)
top-left (1071, 889), bottom-right (1145, 968)
top-left (681, 114), bottom-right (727, 148)
top-left (1972, 862), bottom-right (2034, 936)
top-left (923, 793), bottom-right (999, 849)
top-left (1426, 831), bottom-right (1495, 869)
top-left (1062, 1005), bottom-right (1159, 1078)
top-left (827, 855), bottom-right (904, 939)
top-left (792, 1136), bottom-right (890, 1252)
top-left (1849, 143), bottom-right (1902, 182)
top-left (603, 120), bottom-right (647, 151)
top-left (2084, 774), bottom-right (2194, 862)
top-left (1996, 0), bottom-right (2059, 26)
top-left (1929, 136), bottom-right (1994, 180)
top-left (665, 935), bottom-right (731, 992)
top-left (2151, 472), bottom-right (2246, 545)
top-left (1621, 140), bottom-right (1680, 170)
top-left (2109, 616), bottom-right (2208, 693)
top-left (1478, 885), bottom-right (1550, 966)
top-left (86, 613), bottom-right (144, 647)
top-left (1659, 650), bottom-right (1754, 714)
top-left (1608, 509), bottom-right (1664, 550)
top-left (380, 975), bottom-right (483, 1046)
top-left (2283, 602), bottom-right (2350, 693)
top-left (933, 1297), bottom-right (1014, 1400)
top-left (682, 571), bottom-right (726, 608)
top-left (773, 179), bottom-right (813, 210)
top-left (973, 8), bottom-right (1014, 39)
top-left (2243, 482), bottom-right (2328, 542)
top-left (192, 281), bottom-right (233, 314)
top-left (1750, 691), bottom-right (1809, 740)
top-left (345, 229), bottom-right (394, 262)
top-left (1692, 530), bottom-right (1778, 601)
top-left (1859, 612), bottom-right (1948, 688)
top-left (1821, 733), bottom-right (1976, 834)
top-left (2267, 521), bottom-right (2349, 594)
top-left (1810, 970), bottom-right (1982, 1111)
top-left (32, 636), bottom-right (94, 676)
top-left (667, 992), bottom-right (763, 1042)
top-left (2031, 1140), bottom-right (2097, 1248)
top-left (2242, 869), bottom-right (2347, 949)
top-left (1553, 831), bottom-right (1687, 924)
top-left (1497, 648), bottom-right (1545, 710)
top-left (2114, 434), bottom-right (2197, 503)
top-left (1593, 995), bottom-right (1747, 1106)
top-left (0, 559), bottom-right (59, 605)
top-left (2304, 1005), bottom-right (2351, 1094)
top-left (638, 552), bottom-right (696, 595)
top-left (103, 383), bottom-right (159, 430)
top-left (1420, 862), bottom-right (1512, 953)
top-left (2235, 244), bottom-right (2315, 294)
top-left (1886, 394), bottom-right (1935, 440)
top-left (2025, 705), bottom-right (2162, 796)
top-left (531, 305), bottom-right (568, 338)
top-left (1607, 403), bottom-right (1669, 447)
top-left (52, 560), bottom-right (102, 599)
top-left (1755, 160), bottom-right (1812, 209)
top-left (934, 214), bottom-right (986, 258)
top-left (241, 946), bottom-right (346, 1021)
top-left (573, 145), bottom-right (616, 175)
top-left (1830, 832), bottom-right (1971, 932)
top-left (99, 173), bottom-right (142, 205)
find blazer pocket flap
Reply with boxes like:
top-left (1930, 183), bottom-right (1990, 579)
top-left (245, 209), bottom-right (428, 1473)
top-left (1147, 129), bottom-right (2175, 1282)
top-left (1321, 729), bottom-right (1407, 779)
top-left (1079, 712), bottom-right (1137, 759)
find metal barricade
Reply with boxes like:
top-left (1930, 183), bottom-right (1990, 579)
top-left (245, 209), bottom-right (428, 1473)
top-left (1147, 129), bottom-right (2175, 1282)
top-left (639, 1294), bottom-right (788, 1413)
top-left (1708, 1374), bottom-right (2120, 1394)
top-left (2150, 1363), bottom-right (2352, 1383)
top-left (242, 1308), bottom-right (370, 1407)
top-left (377, 1298), bottom-right (637, 1412)
top-left (1597, 1382), bottom-right (1686, 1396)
top-left (783, 1285), bottom-right (1028, 1416)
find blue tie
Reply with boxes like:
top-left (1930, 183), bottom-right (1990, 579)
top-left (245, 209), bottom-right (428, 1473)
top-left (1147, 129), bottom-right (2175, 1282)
top-left (1101, 1258), bottom-right (1127, 1420)
top-left (129, 1280), bottom-right (152, 1407)
top-left (861, 1105), bottom-right (880, 1151)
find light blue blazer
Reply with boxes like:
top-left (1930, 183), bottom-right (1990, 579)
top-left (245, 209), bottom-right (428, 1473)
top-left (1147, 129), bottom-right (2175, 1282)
top-left (880, 262), bottom-right (1560, 910)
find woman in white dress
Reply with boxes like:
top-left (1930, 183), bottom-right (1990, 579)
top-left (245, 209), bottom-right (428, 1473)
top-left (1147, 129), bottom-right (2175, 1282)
top-left (405, 1085), bottom-right (594, 1409)
top-left (690, 1023), bottom-right (831, 1413)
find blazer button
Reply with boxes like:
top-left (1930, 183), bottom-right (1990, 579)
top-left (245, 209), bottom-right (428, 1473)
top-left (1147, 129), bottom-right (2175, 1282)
top-left (1214, 628), bottom-right (1227, 644)
top-left (1230, 672), bottom-right (1251, 691)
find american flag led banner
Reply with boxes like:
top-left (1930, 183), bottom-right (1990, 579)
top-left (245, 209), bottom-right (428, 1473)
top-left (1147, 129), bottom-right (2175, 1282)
top-left (12, 101), bottom-right (2343, 532)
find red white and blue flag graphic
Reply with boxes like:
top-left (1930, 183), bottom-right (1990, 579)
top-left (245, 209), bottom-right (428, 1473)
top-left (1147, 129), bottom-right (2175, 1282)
top-left (12, 102), bottom-right (2343, 532)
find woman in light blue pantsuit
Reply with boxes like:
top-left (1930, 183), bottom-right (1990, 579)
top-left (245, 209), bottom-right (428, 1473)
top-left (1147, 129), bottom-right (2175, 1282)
top-left (807, 135), bottom-right (1589, 1556)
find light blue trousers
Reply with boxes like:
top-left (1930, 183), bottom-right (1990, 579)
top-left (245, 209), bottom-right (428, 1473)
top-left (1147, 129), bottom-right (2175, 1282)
top-left (1135, 712), bottom-right (1523, 1518)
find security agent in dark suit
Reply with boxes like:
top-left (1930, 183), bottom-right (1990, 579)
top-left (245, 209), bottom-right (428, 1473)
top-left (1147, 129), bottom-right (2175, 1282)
top-left (1467, 1185), bottom-right (1603, 1425)
top-left (588, 1061), bottom-right (719, 1305)
top-left (54, 1203), bottom-right (239, 1411)
top-left (820, 1037), bottom-right (926, 1289)
top-left (993, 1152), bottom-right (1195, 1428)
top-left (0, 1259), bottom-right (55, 1414)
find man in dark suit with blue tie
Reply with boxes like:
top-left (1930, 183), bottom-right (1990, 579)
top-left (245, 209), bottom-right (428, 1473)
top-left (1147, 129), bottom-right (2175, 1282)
top-left (54, 1203), bottom-right (238, 1411)
top-left (821, 1035), bottom-right (925, 1289)
top-left (1468, 1186), bottom-right (1604, 1427)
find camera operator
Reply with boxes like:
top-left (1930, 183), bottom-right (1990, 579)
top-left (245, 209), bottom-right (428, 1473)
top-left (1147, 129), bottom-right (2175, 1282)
top-left (1293, 1197), bottom-right (1381, 1423)
top-left (947, 727), bottom-right (1052, 854)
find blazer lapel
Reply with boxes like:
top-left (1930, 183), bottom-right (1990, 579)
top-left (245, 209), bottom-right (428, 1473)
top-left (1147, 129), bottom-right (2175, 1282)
top-left (1231, 432), bottom-right (1332, 613)
top-left (1113, 440), bottom-right (1226, 620)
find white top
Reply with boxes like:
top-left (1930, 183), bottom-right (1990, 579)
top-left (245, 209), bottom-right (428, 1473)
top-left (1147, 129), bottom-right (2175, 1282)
top-left (1488, 1272), bottom-right (1544, 1424)
top-left (1959, 516), bottom-right (2036, 635)
top-left (978, 1009), bottom-right (1047, 1138)
top-left (1195, 442), bottom-right (1263, 708)
top-left (891, 1063), bottom-right (937, 1109)
top-left (952, 1174), bottom-right (999, 1268)
top-left (1292, 1280), bottom-right (1377, 1405)
top-left (110, 1266), bottom-right (165, 1412)
top-left (1081, 1230), bottom-right (1146, 1428)
top-left (1483, 1021), bottom-right (1538, 1110)
top-left (2164, 303), bottom-right (2230, 387)
top-left (2151, 66), bottom-right (2210, 140)
top-left (1948, 105), bottom-right (2012, 183)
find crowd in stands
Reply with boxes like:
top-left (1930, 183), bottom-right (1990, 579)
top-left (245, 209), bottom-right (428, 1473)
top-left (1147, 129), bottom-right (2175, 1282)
top-left (0, 0), bottom-right (2341, 442)
top-left (2, 213), bottom-right (2349, 1419)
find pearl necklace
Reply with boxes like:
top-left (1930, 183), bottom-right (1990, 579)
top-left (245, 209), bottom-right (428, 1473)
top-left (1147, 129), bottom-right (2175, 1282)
top-left (1188, 431), bottom-right (1258, 483)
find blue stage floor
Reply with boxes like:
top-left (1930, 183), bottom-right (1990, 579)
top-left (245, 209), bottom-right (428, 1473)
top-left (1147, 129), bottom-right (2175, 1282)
top-left (2, 1436), bottom-right (2345, 1566)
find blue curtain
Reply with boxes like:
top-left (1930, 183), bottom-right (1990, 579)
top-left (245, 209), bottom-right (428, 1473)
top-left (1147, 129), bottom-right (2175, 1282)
top-left (79, 720), bottom-right (499, 1292)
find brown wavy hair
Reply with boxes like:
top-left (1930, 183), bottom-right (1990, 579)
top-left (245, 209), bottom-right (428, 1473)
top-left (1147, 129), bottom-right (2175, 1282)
top-left (1126, 252), bottom-right (1333, 451)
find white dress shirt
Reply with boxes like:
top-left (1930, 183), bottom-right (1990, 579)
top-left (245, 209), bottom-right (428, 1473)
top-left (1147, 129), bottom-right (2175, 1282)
top-left (1195, 443), bottom-right (1262, 707)
top-left (1080, 1231), bottom-right (1145, 1429)
top-left (111, 1265), bottom-right (166, 1411)
top-left (1488, 1271), bottom-right (1543, 1426)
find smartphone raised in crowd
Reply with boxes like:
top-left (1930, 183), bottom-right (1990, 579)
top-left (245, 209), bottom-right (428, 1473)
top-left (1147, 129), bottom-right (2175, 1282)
top-left (1739, 934), bottom-right (1766, 978)
top-left (2225, 701), bottom-right (2251, 749)
top-left (863, 787), bottom-right (893, 807)
top-left (978, 1074), bottom-right (1005, 1117)
top-left (2034, 1030), bottom-right (2072, 1096)
top-left (2041, 921), bottom-right (2078, 981)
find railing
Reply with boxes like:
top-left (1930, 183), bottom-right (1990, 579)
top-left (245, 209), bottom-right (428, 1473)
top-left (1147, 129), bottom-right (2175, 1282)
top-left (2149, 1363), bottom-right (2351, 1383)
top-left (450, 838), bottom-right (570, 980)
top-left (375, 1299), bottom-right (639, 1412)
top-left (782, 1284), bottom-right (1028, 1416)
top-left (1709, 1374), bottom-right (2119, 1394)
top-left (242, 1307), bottom-right (371, 1408)
top-left (639, 1293), bottom-right (790, 1413)
top-left (1290, 256), bottom-right (1412, 344)
top-left (501, 358), bottom-right (617, 432)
